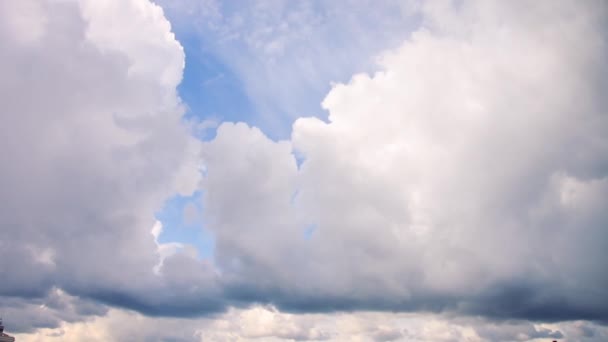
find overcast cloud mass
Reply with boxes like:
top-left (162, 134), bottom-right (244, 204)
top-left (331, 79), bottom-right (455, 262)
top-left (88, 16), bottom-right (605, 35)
top-left (1, 0), bottom-right (607, 341)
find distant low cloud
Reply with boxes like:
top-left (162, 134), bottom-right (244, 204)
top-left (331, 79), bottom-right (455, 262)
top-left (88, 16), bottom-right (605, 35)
top-left (14, 305), bottom-right (608, 342)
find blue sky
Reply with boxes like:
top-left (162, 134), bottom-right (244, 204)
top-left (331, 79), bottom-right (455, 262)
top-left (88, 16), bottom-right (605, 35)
top-left (176, 31), bottom-right (256, 137)
top-left (158, 0), bottom-right (421, 135)
top-left (155, 191), bottom-right (215, 259)
top-left (155, 0), bottom-right (421, 259)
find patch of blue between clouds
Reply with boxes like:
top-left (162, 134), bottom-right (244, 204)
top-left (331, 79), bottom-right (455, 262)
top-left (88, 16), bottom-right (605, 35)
top-left (155, 191), bottom-right (215, 260)
top-left (292, 149), bottom-right (306, 170)
top-left (176, 32), bottom-right (258, 142)
top-left (290, 189), bottom-right (300, 205)
top-left (162, 7), bottom-right (330, 141)
top-left (160, 9), bottom-right (329, 249)
top-left (303, 223), bottom-right (318, 240)
top-left (155, 32), bottom-right (255, 254)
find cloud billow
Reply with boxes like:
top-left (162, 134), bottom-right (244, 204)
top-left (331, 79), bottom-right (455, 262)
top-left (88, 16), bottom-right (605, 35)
top-left (0, 0), bottom-right (219, 331)
top-left (0, 0), bottom-right (607, 335)
top-left (200, 0), bottom-right (608, 322)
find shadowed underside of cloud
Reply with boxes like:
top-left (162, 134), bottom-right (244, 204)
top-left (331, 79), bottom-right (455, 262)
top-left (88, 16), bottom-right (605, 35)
top-left (1, 0), bottom-right (607, 336)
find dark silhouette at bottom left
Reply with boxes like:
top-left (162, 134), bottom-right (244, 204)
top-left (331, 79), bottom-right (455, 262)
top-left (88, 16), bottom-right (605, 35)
top-left (0, 318), bottom-right (15, 342)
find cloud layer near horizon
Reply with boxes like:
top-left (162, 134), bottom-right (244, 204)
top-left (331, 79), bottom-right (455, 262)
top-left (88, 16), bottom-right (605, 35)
top-left (1, 0), bottom-right (607, 340)
top-left (20, 303), bottom-right (604, 342)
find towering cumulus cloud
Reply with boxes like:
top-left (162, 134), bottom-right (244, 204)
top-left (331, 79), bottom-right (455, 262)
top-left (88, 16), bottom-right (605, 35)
top-left (1, 0), bottom-right (607, 339)
top-left (0, 0), bottom-right (217, 332)
top-left (202, 0), bottom-right (608, 321)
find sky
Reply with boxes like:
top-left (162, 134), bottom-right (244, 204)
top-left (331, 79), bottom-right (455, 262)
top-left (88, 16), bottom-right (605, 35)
top-left (0, 0), bottom-right (607, 341)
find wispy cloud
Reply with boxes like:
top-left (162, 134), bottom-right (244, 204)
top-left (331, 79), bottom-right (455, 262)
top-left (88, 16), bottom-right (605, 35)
top-left (159, 0), bottom-right (422, 137)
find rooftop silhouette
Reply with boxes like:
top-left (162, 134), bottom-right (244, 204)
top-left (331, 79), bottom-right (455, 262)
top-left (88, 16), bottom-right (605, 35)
top-left (0, 318), bottom-right (15, 342)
